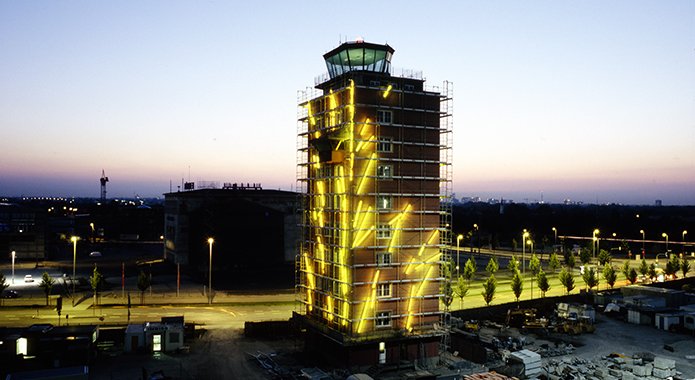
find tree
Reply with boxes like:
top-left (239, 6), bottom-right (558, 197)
top-left (536, 270), bottom-right (550, 297)
top-left (603, 265), bottom-right (617, 289)
top-left (38, 272), bottom-right (55, 306)
top-left (559, 267), bottom-right (575, 295)
top-left (453, 276), bottom-right (469, 309)
top-left (582, 267), bottom-right (598, 292)
top-left (529, 253), bottom-right (540, 298)
top-left (622, 260), bottom-right (631, 281)
top-left (567, 253), bottom-right (576, 274)
top-left (90, 267), bottom-right (105, 306)
top-left (627, 268), bottom-right (638, 284)
top-left (507, 255), bottom-right (519, 274)
top-left (665, 255), bottom-right (681, 278)
top-left (511, 238), bottom-right (517, 252)
top-left (485, 256), bottom-right (498, 276)
top-left (0, 270), bottom-right (7, 306)
top-left (440, 259), bottom-right (454, 309)
top-left (648, 263), bottom-right (657, 279)
top-left (481, 276), bottom-right (497, 306)
top-left (681, 258), bottom-right (691, 278)
top-left (580, 247), bottom-right (592, 266)
top-left (463, 258), bottom-right (477, 283)
top-left (491, 234), bottom-right (500, 250)
top-left (638, 258), bottom-right (649, 277)
top-left (137, 270), bottom-right (150, 305)
top-left (510, 272), bottom-right (523, 306)
top-left (549, 253), bottom-right (560, 273)
top-left (598, 249), bottom-right (612, 266)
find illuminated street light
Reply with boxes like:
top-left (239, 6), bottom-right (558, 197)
top-left (522, 230), bottom-right (529, 275)
top-left (640, 230), bottom-right (645, 255)
top-left (473, 224), bottom-right (480, 254)
top-left (456, 235), bottom-right (463, 275)
top-left (593, 229), bottom-right (600, 260)
top-left (684, 230), bottom-right (688, 242)
top-left (90, 223), bottom-right (95, 243)
top-left (662, 233), bottom-right (669, 253)
top-left (71, 236), bottom-right (78, 306)
top-left (552, 227), bottom-right (557, 246)
top-left (11, 251), bottom-right (15, 284)
top-left (208, 238), bottom-right (214, 305)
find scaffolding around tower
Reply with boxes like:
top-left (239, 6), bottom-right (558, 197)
top-left (294, 41), bottom-right (453, 368)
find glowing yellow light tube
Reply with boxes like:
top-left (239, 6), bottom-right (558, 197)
top-left (382, 84), bottom-right (392, 98)
top-left (417, 231), bottom-right (439, 256)
top-left (356, 153), bottom-right (376, 195)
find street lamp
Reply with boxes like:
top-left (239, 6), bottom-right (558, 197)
top-left (71, 236), bottom-right (78, 306)
top-left (208, 238), bottom-right (214, 305)
top-left (522, 230), bottom-right (529, 275)
top-left (473, 224), bottom-right (480, 254)
top-left (90, 223), bottom-right (95, 243)
top-left (640, 230), bottom-right (645, 255)
top-left (662, 233), bottom-right (669, 253)
top-left (552, 227), bottom-right (557, 246)
top-left (593, 229), bottom-right (600, 260)
top-left (11, 251), bottom-right (15, 284)
top-left (456, 235), bottom-right (463, 275)
top-left (684, 230), bottom-right (688, 242)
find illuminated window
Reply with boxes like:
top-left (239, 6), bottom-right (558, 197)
top-left (376, 252), bottom-right (392, 266)
top-left (376, 223), bottom-right (391, 239)
top-left (376, 137), bottom-right (392, 153)
top-left (376, 195), bottom-right (392, 210)
top-left (376, 283), bottom-right (391, 298)
top-left (376, 311), bottom-right (392, 327)
top-left (377, 110), bottom-right (392, 124)
top-left (376, 164), bottom-right (392, 179)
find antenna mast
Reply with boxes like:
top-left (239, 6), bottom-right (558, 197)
top-left (100, 170), bottom-right (109, 203)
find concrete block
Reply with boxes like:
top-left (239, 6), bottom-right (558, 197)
top-left (594, 368), bottom-right (606, 378)
top-left (609, 369), bottom-right (623, 378)
top-left (653, 357), bottom-right (675, 370)
top-left (652, 368), bottom-right (670, 378)
top-left (633, 365), bottom-right (651, 377)
top-left (622, 370), bottom-right (635, 380)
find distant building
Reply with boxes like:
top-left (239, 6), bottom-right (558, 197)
top-left (294, 41), bottom-right (453, 368)
top-left (655, 199), bottom-right (662, 206)
top-left (163, 185), bottom-right (299, 270)
top-left (0, 203), bottom-right (46, 261)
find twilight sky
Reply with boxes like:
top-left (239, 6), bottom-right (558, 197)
top-left (1, 1), bottom-right (694, 205)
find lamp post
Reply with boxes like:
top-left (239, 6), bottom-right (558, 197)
top-left (552, 227), bottom-right (557, 246)
top-left (208, 238), bottom-right (214, 305)
top-left (640, 230), bottom-right (645, 255)
top-left (90, 223), bottom-right (95, 243)
top-left (684, 230), bottom-right (688, 242)
top-left (592, 229), bottom-right (599, 260)
top-left (71, 236), bottom-right (78, 306)
top-left (456, 235), bottom-right (463, 276)
top-left (11, 251), bottom-right (15, 284)
top-left (522, 230), bottom-right (529, 276)
top-left (474, 224), bottom-right (480, 254)
top-left (662, 233), bottom-right (669, 253)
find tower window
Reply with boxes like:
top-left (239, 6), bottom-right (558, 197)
top-left (376, 283), bottom-right (391, 298)
top-left (376, 164), bottom-right (392, 179)
top-left (404, 84), bottom-right (415, 91)
top-left (376, 137), bottom-right (393, 153)
top-left (376, 195), bottom-right (392, 209)
top-left (376, 223), bottom-right (391, 239)
top-left (376, 251), bottom-right (392, 266)
top-left (376, 110), bottom-right (392, 124)
top-left (376, 311), bottom-right (392, 327)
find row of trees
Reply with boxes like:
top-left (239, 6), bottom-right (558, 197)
top-left (0, 268), bottom-right (153, 306)
top-left (444, 251), bottom-right (692, 309)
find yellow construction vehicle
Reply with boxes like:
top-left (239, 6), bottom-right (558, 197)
top-left (579, 316), bottom-right (596, 333)
top-left (557, 317), bottom-right (583, 335)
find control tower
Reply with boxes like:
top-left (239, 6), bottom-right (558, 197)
top-left (295, 40), bottom-right (453, 367)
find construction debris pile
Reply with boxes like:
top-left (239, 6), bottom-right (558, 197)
top-left (546, 355), bottom-right (680, 380)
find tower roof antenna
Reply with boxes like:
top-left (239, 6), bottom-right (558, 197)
top-left (100, 170), bottom-right (109, 203)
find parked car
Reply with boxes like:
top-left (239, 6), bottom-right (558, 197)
top-left (2, 290), bottom-right (18, 298)
top-left (89, 251), bottom-right (102, 257)
top-left (24, 275), bottom-right (33, 282)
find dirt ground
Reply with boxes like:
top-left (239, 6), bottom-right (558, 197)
top-left (89, 313), bottom-right (695, 380)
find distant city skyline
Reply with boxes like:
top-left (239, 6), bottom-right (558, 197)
top-left (1, 1), bottom-right (694, 206)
